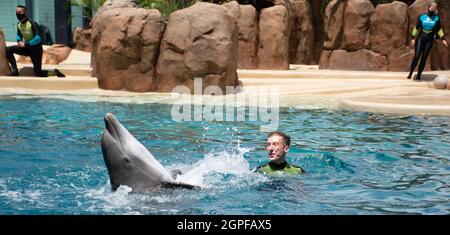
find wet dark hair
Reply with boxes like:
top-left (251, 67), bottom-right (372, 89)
top-left (16, 5), bottom-right (27, 11)
top-left (268, 131), bottom-right (291, 146)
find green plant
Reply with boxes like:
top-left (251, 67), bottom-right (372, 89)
top-left (70, 0), bottom-right (234, 24)
top-left (69, 0), bottom-right (106, 27)
top-left (321, 0), bottom-right (332, 13)
top-left (139, 0), bottom-right (197, 17)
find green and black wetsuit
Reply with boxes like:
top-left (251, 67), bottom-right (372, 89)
top-left (5, 18), bottom-right (48, 77)
top-left (255, 161), bottom-right (305, 175)
top-left (408, 12), bottom-right (446, 80)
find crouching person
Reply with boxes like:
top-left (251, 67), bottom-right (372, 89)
top-left (5, 5), bottom-right (64, 77)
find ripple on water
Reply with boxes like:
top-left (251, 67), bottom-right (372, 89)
top-left (0, 97), bottom-right (449, 214)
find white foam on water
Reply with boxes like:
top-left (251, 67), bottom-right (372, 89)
top-left (174, 147), bottom-right (268, 188)
top-left (82, 181), bottom-right (185, 214)
top-left (82, 181), bottom-right (138, 213)
top-left (0, 190), bottom-right (22, 202)
top-left (78, 145), bottom-right (269, 214)
top-left (0, 179), bottom-right (49, 208)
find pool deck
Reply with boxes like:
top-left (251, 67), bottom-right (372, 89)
top-left (241, 66), bottom-right (450, 115)
top-left (1, 49), bottom-right (450, 116)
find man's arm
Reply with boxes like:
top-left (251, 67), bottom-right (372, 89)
top-left (435, 18), bottom-right (448, 47)
top-left (16, 28), bottom-right (23, 42)
top-left (16, 24), bottom-right (24, 47)
top-left (26, 21), bottom-right (42, 46)
top-left (411, 15), bottom-right (424, 45)
top-left (434, 19), bottom-right (445, 39)
top-left (411, 15), bottom-right (423, 38)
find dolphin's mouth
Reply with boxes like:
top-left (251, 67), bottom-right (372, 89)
top-left (104, 113), bottom-right (129, 154)
top-left (104, 113), bottom-right (120, 142)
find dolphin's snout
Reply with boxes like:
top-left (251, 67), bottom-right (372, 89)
top-left (104, 113), bottom-right (114, 122)
top-left (104, 113), bottom-right (118, 139)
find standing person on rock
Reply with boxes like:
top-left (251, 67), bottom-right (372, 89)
top-left (5, 5), bottom-right (65, 77)
top-left (407, 2), bottom-right (447, 81)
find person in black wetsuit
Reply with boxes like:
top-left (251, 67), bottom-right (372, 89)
top-left (254, 131), bottom-right (305, 175)
top-left (407, 2), bottom-right (447, 81)
top-left (5, 5), bottom-right (64, 77)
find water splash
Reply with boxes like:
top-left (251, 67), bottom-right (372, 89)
top-left (0, 178), bottom-right (50, 212)
top-left (79, 147), bottom-right (269, 214)
top-left (175, 149), bottom-right (268, 188)
top-left (82, 181), bottom-right (140, 214)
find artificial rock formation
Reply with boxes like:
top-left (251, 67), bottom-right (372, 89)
top-left (282, 0), bottom-right (448, 71)
top-left (223, 0), bottom-right (240, 18)
top-left (92, 7), bottom-right (165, 91)
top-left (323, 0), bottom-right (345, 50)
top-left (223, 0), bottom-right (322, 68)
top-left (95, 0), bottom-right (138, 17)
top-left (223, 1), bottom-right (258, 69)
top-left (370, 1), bottom-right (409, 55)
top-left (320, 49), bottom-right (388, 71)
top-left (321, 0), bottom-right (377, 70)
top-left (343, 0), bottom-right (374, 51)
top-left (431, 0), bottom-right (450, 70)
top-left (371, 1), bottom-right (414, 71)
top-left (320, 0), bottom-right (432, 71)
top-left (45, 44), bottom-right (72, 63)
top-left (156, 2), bottom-right (239, 92)
top-left (258, 5), bottom-right (291, 69)
top-left (290, 0), bottom-right (316, 64)
top-left (310, 0), bottom-right (325, 63)
top-left (237, 4), bottom-right (258, 69)
top-left (92, 1), bottom-right (241, 93)
top-left (0, 31), bottom-right (11, 75)
top-left (18, 44), bottom-right (72, 65)
top-left (72, 27), bottom-right (92, 52)
top-left (89, 0), bottom-right (450, 90)
top-left (387, 47), bottom-right (413, 72)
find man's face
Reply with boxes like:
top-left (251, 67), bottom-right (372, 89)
top-left (16, 7), bottom-right (26, 15)
top-left (266, 135), bottom-right (289, 163)
top-left (429, 3), bottom-right (437, 12)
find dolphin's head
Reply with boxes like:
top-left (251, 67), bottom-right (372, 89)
top-left (101, 113), bottom-right (174, 192)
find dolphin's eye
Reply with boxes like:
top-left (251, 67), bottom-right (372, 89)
top-left (124, 158), bottom-right (130, 164)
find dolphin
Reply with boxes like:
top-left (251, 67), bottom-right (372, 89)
top-left (101, 113), bottom-right (198, 192)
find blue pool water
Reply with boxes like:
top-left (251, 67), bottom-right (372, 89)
top-left (0, 95), bottom-right (449, 215)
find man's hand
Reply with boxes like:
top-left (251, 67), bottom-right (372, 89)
top-left (443, 40), bottom-right (448, 48)
top-left (411, 39), bottom-right (415, 46)
top-left (18, 41), bottom-right (25, 48)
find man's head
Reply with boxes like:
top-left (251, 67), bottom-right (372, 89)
top-left (266, 131), bottom-right (291, 164)
top-left (16, 5), bottom-right (27, 22)
top-left (428, 2), bottom-right (437, 15)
